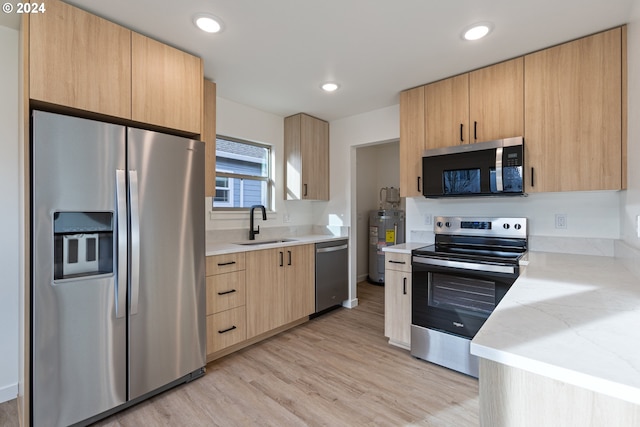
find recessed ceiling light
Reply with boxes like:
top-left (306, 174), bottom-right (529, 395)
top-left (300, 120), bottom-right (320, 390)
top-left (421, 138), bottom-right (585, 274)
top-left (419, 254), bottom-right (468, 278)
top-left (194, 14), bottom-right (223, 33)
top-left (462, 22), bottom-right (493, 41)
top-left (321, 82), bottom-right (339, 92)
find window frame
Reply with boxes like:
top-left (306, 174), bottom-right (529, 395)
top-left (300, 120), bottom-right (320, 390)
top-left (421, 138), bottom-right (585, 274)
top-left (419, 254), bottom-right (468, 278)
top-left (212, 135), bottom-right (273, 211)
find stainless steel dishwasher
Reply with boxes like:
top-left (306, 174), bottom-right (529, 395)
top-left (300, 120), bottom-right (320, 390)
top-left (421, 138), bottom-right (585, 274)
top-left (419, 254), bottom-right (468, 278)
top-left (315, 239), bottom-right (349, 313)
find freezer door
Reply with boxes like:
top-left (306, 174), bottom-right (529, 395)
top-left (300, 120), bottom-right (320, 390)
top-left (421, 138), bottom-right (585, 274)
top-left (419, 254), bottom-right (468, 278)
top-left (127, 128), bottom-right (206, 400)
top-left (31, 111), bottom-right (127, 426)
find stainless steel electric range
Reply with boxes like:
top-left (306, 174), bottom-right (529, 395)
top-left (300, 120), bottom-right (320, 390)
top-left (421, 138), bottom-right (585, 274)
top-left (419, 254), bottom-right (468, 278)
top-left (411, 216), bottom-right (527, 377)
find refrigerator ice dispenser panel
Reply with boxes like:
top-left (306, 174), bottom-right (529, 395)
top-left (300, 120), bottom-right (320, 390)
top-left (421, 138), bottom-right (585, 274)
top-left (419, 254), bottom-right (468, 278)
top-left (53, 211), bottom-right (114, 280)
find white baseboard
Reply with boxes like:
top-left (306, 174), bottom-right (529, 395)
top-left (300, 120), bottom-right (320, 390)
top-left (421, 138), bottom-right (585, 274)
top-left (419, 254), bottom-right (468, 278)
top-left (0, 382), bottom-right (18, 404)
top-left (343, 298), bottom-right (359, 309)
top-left (357, 274), bottom-right (368, 283)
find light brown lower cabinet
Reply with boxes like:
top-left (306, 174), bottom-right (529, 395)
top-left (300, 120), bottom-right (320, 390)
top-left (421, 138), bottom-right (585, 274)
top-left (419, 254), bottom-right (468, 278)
top-left (384, 252), bottom-right (412, 350)
top-left (206, 307), bottom-right (246, 354)
top-left (205, 253), bottom-right (247, 358)
top-left (205, 244), bottom-right (315, 359)
top-left (246, 244), bottom-right (315, 339)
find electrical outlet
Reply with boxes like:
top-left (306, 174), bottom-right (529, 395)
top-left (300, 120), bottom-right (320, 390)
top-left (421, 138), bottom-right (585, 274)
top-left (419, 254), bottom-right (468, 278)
top-left (283, 214), bottom-right (291, 223)
top-left (555, 214), bottom-right (567, 229)
top-left (424, 213), bottom-right (433, 226)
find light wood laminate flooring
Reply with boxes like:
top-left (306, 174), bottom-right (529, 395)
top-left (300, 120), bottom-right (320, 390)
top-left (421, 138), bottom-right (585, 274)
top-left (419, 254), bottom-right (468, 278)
top-left (1, 282), bottom-right (479, 426)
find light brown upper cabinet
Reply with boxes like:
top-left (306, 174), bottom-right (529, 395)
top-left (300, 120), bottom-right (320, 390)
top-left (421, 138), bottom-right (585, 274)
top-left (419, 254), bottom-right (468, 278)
top-left (524, 27), bottom-right (624, 192)
top-left (399, 86), bottom-right (425, 197)
top-left (425, 58), bottom-right (524, 148)
top-left (28, 0), bottom-right (203, 135)
top-left (425, 74), bottom-right (469, 149)
top-left (284, 113), bottom-right (330, 201)
top-left (29, 0), bottom-right (132, 119)
top-left (131, 33), bottom-right (203, 134)
top-left (203, 80), bottom-right (217, 198)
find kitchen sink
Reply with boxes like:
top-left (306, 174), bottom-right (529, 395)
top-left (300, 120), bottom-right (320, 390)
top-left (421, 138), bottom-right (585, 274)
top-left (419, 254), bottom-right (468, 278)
top-left (235, 238), bottom-right (297, 246)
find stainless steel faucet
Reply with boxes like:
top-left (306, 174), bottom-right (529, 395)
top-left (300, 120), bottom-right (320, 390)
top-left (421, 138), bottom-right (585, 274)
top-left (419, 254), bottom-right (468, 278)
top-left (249, 204), bottom-right (267, 240)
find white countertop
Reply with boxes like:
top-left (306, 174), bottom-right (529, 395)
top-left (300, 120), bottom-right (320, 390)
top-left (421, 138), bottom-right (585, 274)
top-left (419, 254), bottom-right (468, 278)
top-left (381, 242), bottom-right (430, 254)
top-left (471, 251), bottom-right (640, 404)
top-left (206, 234), bottom-right (348, 256)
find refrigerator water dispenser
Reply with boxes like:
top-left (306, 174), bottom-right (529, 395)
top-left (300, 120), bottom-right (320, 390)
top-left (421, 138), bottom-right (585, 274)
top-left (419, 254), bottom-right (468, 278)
top-left (53, 212), bottom-right (114, 280)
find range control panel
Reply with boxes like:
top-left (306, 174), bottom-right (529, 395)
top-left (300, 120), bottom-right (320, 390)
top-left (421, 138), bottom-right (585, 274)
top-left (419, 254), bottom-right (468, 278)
top-left (433, 216), bottom-right (527, 238)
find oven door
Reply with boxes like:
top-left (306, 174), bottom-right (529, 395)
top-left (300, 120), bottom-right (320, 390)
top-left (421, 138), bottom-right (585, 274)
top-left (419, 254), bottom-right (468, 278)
top-left (412, 256), bottom-right (516, 338)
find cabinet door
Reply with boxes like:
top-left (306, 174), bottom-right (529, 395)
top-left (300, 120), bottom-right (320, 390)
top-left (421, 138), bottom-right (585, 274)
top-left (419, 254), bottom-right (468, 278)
top-left (399, 86), bottom-right (425, 197)
top-left (384, 268), bottom-right (411, 349)
top-left (131, 33), bottom-right (203, 134)
top-left (29, 0), bottom-right (132, 118)
top-left (283, 244), bottom-right (315, 323)
top-left (425, 74), bottom-right (469, 148)
top-left (284, 114), bottom-right (330, 201)
top-left (524, 28), bottom-right (622, 192)
top-left (469, 57), bottom-right (524, 143)
top-left (245, 248), bottom-right (284, 339)
top-left (301, 115), bottom-right (330, 200)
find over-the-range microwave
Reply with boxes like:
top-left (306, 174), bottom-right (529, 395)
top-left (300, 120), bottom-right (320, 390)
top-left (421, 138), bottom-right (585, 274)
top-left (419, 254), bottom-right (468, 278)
top-left (422, 136), bottom-right (524, 198)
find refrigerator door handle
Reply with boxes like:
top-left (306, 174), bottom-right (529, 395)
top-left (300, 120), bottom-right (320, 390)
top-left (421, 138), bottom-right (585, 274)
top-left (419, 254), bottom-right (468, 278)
top-left (115, 170), bottom-right (127, 319)
top-left (129, 170), bottom-right (141, 315)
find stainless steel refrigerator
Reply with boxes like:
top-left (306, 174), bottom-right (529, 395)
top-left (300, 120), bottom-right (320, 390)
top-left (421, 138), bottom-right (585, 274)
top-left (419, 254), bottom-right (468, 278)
top-left (31, 110), bottom-right (206, 426)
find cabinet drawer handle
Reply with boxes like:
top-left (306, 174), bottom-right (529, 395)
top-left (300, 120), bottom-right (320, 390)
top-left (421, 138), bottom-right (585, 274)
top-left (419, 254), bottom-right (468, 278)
top-left (279, 251), bottom-right (284, 267)
top-left (460, 123), bottom-right (464, 142)
top-left (217, 261), bottom-right (236, 267)
top-left (303, 183), bottom-right (308, 197)
top-left (218, 325), bottom-right (237, 334)
top-left (531, 167), bottom-right (535, 187)
top-left (403, 277), bottom-right (407, 295)
top-left (217, 289), bottom-right (237, 296)
top-left (474, 121), bottom-right (478, 140)
top-left (388, 260), bottom-right (406, 265)
top-left (417, 176), bottom-right (421, 193)
top-left (288, 250), bottom-right (292, 266)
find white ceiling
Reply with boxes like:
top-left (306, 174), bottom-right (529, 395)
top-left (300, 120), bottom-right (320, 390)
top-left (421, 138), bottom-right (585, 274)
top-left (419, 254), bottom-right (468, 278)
top-left (3, 0), bottom-right (638, 121)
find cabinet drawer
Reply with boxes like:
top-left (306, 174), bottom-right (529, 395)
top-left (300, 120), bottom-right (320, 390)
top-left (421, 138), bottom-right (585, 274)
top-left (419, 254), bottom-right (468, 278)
top-left (385, 252), bottom-right (412, 273)
top-left (206, 253), bottom-right (246, 276)
top-left (206, 307), bottom-right (246, 354)
top-left (206, 271), bottom-right (246, 315)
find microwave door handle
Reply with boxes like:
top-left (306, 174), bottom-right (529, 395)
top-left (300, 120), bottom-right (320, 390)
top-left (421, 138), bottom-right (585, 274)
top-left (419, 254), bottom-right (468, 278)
top-left (115, 170), bottom-right (127, 319)
top-left (129, 170), bottom-right (141, 315)
top-left (495, 146), bottom-right (504, 192)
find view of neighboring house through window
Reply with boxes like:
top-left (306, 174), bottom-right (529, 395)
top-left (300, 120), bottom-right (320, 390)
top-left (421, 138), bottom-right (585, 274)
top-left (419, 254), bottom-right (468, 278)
top-left (213, 136), bottom-right (272, 209)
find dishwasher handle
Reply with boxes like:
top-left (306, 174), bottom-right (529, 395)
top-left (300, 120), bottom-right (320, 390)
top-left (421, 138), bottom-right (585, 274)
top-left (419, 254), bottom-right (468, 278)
top-left (316, 243), bottom-right (348, 253)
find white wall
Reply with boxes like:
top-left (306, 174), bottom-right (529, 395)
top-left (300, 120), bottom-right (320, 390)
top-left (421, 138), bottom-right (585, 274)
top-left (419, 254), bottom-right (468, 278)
top-left (0, 25), bottom-right (20, 403)
top-left (407, 191), bottom-right (620, 239)
top-left (207, 97), bottom-right (318, 231)
top-left (621, 7), bottom-right (640, 248)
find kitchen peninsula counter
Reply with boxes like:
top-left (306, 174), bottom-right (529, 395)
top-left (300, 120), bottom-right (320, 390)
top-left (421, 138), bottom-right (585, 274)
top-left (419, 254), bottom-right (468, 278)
top-left (471, 251), bottom-right (640, 407)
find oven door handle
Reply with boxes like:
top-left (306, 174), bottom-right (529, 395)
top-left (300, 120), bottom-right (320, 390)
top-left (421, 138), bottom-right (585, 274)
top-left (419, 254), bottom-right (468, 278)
top-left (412, 256), bottom-right (515, 275)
